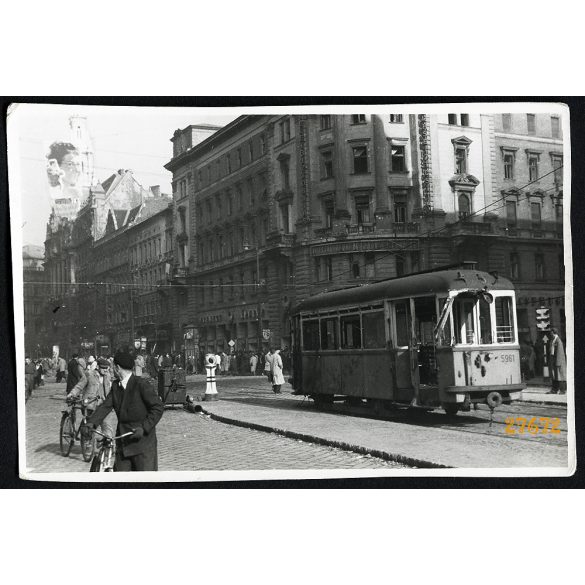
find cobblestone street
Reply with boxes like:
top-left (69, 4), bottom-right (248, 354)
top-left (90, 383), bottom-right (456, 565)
top-left (23, 378), bottom-right (407, 474)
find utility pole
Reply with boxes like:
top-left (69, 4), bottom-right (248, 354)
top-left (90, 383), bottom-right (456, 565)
top-left (244, 241), bottom-right (263, 352)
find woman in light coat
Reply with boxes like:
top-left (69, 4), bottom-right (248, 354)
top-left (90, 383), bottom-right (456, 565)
top-left (549, 328), bottom-right (567, 394)
top-left (271, 349), bottom-right (285, 394)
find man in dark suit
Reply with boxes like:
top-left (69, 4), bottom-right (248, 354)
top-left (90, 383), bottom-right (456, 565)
top-left (83, 350), bottom-right (164, 471)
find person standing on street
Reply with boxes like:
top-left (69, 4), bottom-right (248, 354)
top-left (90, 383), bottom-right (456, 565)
top-left (66, 354), bottom-right (86, 395)
top-left (271, 349), bottom-right (285, 394)
top-left (25, 357), bottom-right (36, 402)
top-left (56, 356), bottom-right (67, 383)
top-left (548, 328), bottom-right (567, 394)
top-left (264, 348), bottom-right (274, 384)
top-left (249, 352), bottom-right (258, 375)
top-left (83, 350), bottom-right (164, 471)
top-left (134, 352), bottom-right (145, 377)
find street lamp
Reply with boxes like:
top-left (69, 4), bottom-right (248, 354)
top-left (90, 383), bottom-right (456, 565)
top-left (243, 240), bottom-right (263, 352)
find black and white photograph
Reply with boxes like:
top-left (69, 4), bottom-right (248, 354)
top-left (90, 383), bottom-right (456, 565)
top-left (7, 103), bottom-right (574, 481)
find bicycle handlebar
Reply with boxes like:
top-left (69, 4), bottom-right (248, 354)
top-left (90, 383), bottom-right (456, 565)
top-left (92, 428), bottom-right (134, 440)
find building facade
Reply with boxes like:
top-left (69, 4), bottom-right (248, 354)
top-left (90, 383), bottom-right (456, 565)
top-left (164, 113), bottom-right (565, 356)
top-left (22, 245), bottom-right (47, 358)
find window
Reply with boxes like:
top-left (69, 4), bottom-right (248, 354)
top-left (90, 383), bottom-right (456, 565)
top-left (341, 314), bottom-right (362, 348)
top-left (248, 141), bottom-right (254, 162)
top-left (394, 192), bottom-right (407, 223)
top-left (495, 297), bottom-right (515, 342)
top-left (528, 153), bottom-right (539, 181)
top-left (510, 252), bottom-right (520, 279)
top-left (458, 194), bottom-right (470, 219)
top-left (551, 116), bottom-right (560, 139)
top-left (365, 252), bottom-right (375, 279)
top-left (280, 202), bottom-right (292, 233)
top-left (390, 144), bottom-right (406, 172)
top-left (320, 115), bottom-right (332, 130)
top-left (236, 148), bottom-right (242, 167)
top-left (527, 114), bottom-right (536, 134)
top-left (478, 297), bottom-right (493, 344)
top-left (259, 134), bottom-right (266, 155)
top-left (454, 297), bottom-right (476, 344)
top-left (555, 203), bottom-right (563, 223)
top-left (535, 253), bottom-right (545, 280)
top-left (460, 114), bottom-right (469, 126)
top-left (502, 114), bottom-right (512, 132)
top-left (236, 186), bottom-right (243, 210)
top-left (504, 152), bottom-right (515, 179)
top-left (352, 145), bottom-right (368, 174)
top-left (531, 202), bottom-right (541, 229)
top-left (396, 255), bottom-right (405, 277)
top-left (321, 150), bottom-right (334, 179)
top-left (323, 198), bottom-right (335, 228)
top-left (389, 114), bottom-right (403, 123)
top-left (448, 114), bottom-right (457, 125)
top-left (280, 158), bottom-right (290, 189)
top-left (280, 118), bottom-right (291, 143)
top-left (354, 194), bottom-right (371, 224)
top-left (506, 200), bottom-right (517, 226)
top-left (215, 194), bottom-right (222, 219)
top-left (363, 311), bottom-right (385, 348)
top-left (227, 191), bottom-right (233, 216)
top-left (248, 179), bottom-right (255, 207)
top-left (351, 114), bottom-right (366, 124)
top-left (552, 155), bottom-right (563, 184)
top-left (455, 147), bottom-right (467, 174)
top-left (325, 256), bottom-right (333, 281)
top-left (350, 254), bottom-right (360, 278)
top-left (320, 318), bottom-right (338, 350)
top-left (395, 301), bottom-right (410, 346)
top-left (302, 320), bottom-right (320, 350)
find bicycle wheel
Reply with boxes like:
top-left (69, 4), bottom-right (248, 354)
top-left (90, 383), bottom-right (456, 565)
top-left (59, 413), bottom-right (74, 457)
top-left (89, 450), bottom-right (103, 472)
top-left (80, 428), bottom-right (96, 462)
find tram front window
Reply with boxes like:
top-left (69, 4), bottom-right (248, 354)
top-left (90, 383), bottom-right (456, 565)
top-left (495, 297), bottom-right (515, 342)
top-left (479, 297), bottom-right (493, 344)
top-left (454, 297), bottom-right (476, 344)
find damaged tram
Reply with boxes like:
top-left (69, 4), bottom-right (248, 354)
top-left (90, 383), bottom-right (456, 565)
top-left (291, 265), bottom-right (525, 415)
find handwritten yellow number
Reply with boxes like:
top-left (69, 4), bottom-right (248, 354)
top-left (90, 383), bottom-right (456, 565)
top-left (505, 417), bottom-right (516, 434)
top-left (527, 417), bottom-right (540, 434)
top-left (516, 417), bottom-right (527, 434)
top-left (539, 417), bottom-right (551, 434)
top-left (550, 418), bottom-right (561, 435)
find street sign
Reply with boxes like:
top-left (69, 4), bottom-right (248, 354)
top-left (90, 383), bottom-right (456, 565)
top-left (262, 329), bottom-right (271, 340)
top-left (228, 339), bottom-right (235, 347)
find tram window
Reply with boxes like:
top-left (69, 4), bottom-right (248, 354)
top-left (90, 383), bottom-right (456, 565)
top-left (341, 314), bottom-right (362, 349)
top-left (495, 297), bottom-right (515, 343)
top-left (437, 298), bottom-right (452, 346)
top-left (454, 298), bottom-right (476, 344)
top-left (414, 297), bottom-right (436, 345)
top-left (363, 311), bottom-right (385, 348)
top-left (302, 320), bottom-right (320, 350)
top-left (479, 297), bottom-right (493, 344)
top-left (320, 317), bottom-right (338, 350)
top-left (395, 301), bottom-right (410, 347)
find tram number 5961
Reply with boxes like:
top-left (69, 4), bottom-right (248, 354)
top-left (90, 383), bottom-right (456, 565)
top-left (501, 354), bottom-right (515, 363)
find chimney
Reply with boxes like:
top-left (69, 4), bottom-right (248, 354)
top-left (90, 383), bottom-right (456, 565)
top-left (150, 185), bottom-right (161, 197)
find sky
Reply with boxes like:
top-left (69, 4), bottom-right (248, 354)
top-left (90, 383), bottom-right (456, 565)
top-left (8, 104), bottom-right (238, 246)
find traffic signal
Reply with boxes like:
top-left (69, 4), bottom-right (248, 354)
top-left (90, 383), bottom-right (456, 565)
top-left (535, 307), bottom-right (550, 331)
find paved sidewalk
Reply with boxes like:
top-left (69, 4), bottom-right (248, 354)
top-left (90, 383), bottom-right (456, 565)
top-left (184, 375), bottom-right (569, 470)
top-left (521, 387), bottom-right (568, 405)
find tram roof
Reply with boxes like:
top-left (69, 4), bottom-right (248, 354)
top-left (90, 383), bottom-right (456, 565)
top-left (294, 269), bottom-right (514, 313)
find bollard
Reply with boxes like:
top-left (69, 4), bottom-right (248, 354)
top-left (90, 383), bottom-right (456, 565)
top-left (203, 353), bottom-right (219, 401)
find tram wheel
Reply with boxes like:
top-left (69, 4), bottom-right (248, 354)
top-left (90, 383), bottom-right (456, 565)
top-left (443, 403), bottom-right (460, 416)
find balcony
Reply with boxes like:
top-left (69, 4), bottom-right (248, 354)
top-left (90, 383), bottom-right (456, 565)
top-left (346, 224), bottom-right (376, 235)
top-left (501, 220), bottom-right (563, 240)
top-left (448, 221), bottom-right (495, 236)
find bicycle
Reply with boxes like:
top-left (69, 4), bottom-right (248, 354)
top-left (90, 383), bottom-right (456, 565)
top-left (59, 396), bottom-right (98, 461)
top-left (89, 428), bottom-right (134, 472)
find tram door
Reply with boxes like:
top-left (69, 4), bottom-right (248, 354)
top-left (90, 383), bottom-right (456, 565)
top-left (392, 300), bottom-right (417, 402)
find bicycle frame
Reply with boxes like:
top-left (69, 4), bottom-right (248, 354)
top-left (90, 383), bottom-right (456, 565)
top-left (91, 429), bottom-right (134, 472)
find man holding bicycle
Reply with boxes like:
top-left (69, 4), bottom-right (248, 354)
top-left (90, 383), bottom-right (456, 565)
top-left (82, 350), bottom-right (164, 471)
top-left (67, 357), bottom-right (117, 440)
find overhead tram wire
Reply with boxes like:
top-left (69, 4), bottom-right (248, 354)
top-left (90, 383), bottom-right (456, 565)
top-left (319, 164), bottom-right (564, 287)
top-left (26, 165), bottom-right (564, 293)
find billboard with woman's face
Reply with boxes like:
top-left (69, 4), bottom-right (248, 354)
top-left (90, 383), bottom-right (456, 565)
top-left (46, 141), bottom-right (83, 217)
